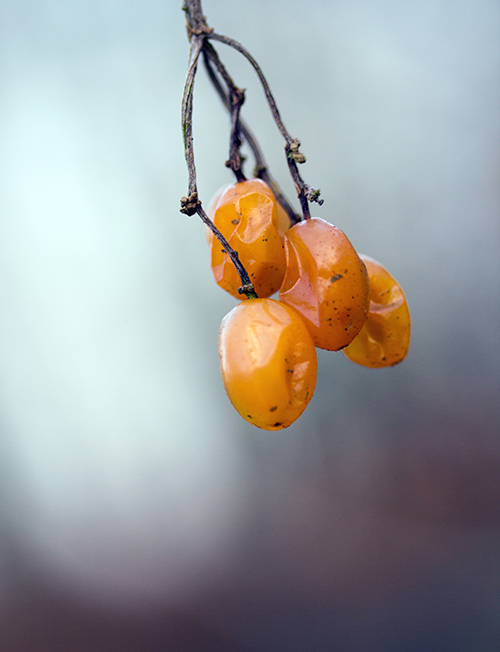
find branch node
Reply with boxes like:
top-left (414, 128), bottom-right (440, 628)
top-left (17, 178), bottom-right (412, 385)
top-left (225, 152), bottom-right (246, 173)
top-left (305, 186), bottom-right (324, 205)
top-left (231, 87), bottom-right (245, 104)
top-left (183, 1), bottom-right (213, 41)
top-left (189, 25), bottom-right (214, 37)
top-left (288, 139), bottom-right (306, 164)
top-left (180, 192), bottom-right (201, 216)
top-left (238, 283), bottom-right (256, 297)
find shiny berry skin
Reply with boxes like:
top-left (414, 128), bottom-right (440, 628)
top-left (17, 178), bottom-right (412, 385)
top-left (274, 197), bottom-right (292, 239)
top-left (209, 179), bottom-right (286, 299)
top-left (279, 217), bottom-right (369, 351)
top-left (206, 181), bottom-right (290, 241)
top-left (343, 255), bottom-right (411, 367)
top-left (218, 298), bottom-right (317, 430)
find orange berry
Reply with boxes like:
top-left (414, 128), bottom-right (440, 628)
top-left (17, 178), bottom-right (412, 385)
top-left (218, 298), bottom-right (317, 430)
top-left (208, 179), bottom-right (287, 298)
top-left (343, 255), bottom-right (411, 367)
top-left (275, 198), bottom-right (291, 239)
top-left (207, 181), bottom-right (291, 241)
top-left (279, 217), bottom-right (369, 351)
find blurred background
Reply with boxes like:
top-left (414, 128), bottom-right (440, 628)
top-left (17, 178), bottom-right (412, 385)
top-left (0, 0), bottom-right (499, 650)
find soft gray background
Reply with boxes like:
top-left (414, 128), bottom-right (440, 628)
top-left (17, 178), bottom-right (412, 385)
top-left (0, 1), bottom-right (499, 650)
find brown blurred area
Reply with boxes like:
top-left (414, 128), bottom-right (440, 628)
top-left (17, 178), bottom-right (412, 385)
top-left (0, 0), bottom-right (499, 650)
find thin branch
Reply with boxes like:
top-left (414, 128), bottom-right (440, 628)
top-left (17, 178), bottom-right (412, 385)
top-left (181, 35), bottom-right (204, 196)
top-left (182, 0), bottom-right (212, 40)
top-left (180, 8), bottom-right (256, 298)
top-left (226, 84), bottom-right (246, 182)
top-left (197, 205), bottom-right (257, 299)
top-left (180, 0), bottom-right (323, 298)
top-left (203, 45), bottom-right (300, 225)
top-left (208, 32), bottom-right (292, 145)
top-left (207, 31), bottom-right (324, 220)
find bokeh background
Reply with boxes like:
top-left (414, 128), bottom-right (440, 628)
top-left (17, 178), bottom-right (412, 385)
top-left (0, 0), bottom-right (499, 650)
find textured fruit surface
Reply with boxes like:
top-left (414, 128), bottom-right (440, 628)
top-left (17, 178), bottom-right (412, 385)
top-left (219, 298), bottom-right (317, 430)
top-left (343, 255), bottom-right (411, 367)
top-left (279, 217), bottom-right (369, 351)
top-left (275, 198), bottom-right (291, 239)
top-left (209, 179), bottom-right (286, 299)
top-left (206, 181), bottom-right (291, 242)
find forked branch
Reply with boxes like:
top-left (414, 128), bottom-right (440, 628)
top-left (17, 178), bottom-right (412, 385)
top-left (180, 0), bottom-right (323, 297)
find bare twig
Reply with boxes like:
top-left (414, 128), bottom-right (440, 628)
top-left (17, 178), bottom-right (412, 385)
top-left (180, 0), bottom-right (323, 298)
top-left (226, 86), bottom-right (246, 181)
top-left (181, 35), bottom-right (203, 198)
top-left (202, 46), bottom-right (300, 225)
top-left (182, 0), bottom-right (212, 40)
top-left (180, 2), bottom-right (258, 298)
top-left (206, 31), bottom-right (324, 218)
top-left (207, 32), bottom-right (292, 145)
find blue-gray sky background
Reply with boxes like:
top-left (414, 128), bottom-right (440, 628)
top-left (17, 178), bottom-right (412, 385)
top-left (0, 1), bottom-right (499, 650)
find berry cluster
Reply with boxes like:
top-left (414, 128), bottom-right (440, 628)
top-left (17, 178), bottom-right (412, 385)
top-left (209, 180), bottom-right (410, 430)
top-left (180, 2), bottom-right (410, 430)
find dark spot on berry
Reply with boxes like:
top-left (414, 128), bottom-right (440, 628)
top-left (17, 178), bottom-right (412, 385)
top-left (330, 273), bottom-right (343, 283)
top-left (273, 422), bottom-right (282, 427)
top-left (231, 219), bottom-right (240, 225)
top-left (270, 406), bottom-right (278, 412)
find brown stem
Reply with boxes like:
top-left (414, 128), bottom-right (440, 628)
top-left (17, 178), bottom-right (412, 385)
top-left (203, 45), bottom-right (300, 225)
top-left (201, 41), bottom-right (246, 182)
top-left (181, 2), bottom-right (256, 298)
top-left (181, 0), bottom-right (323, 298)
top-left (208, 32), bottom-right (292, 145)
top-left (182, 0), bottom-right (212, 40)
top-left (226, 86), bottom-right (246, 182)
top-left (206, 31), bottom-right (323, 220)
top-left (181, 35), bottom-right (204, 196)
top-left (197, 206), bottom-right (257, 299)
